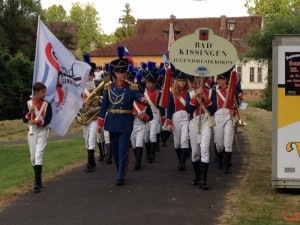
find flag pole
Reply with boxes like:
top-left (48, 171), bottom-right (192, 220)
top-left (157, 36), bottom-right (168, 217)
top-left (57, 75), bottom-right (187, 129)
top-left (32, 15), bottom-right (41, 87)
top-left (198, 76), bottom-right (204, 135)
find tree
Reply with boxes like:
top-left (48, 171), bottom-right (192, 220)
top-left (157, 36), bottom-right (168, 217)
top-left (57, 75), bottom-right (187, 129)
top-left (43, 4), bottom-right (68, 22)
top-left (114, 3), bottom-right (136, 42)
top-left (0, 52), bottom-right (33, 120)
top-left (244, 0), bottom-right (300, 111)
top-left (1, 0), bottom-right (42, 60)
top-left (245, 0), bottom-right (300, 20)
top-left (244, 13), bottom-right (300, 110)
top-left (69, 2), bottom-right (103, 55)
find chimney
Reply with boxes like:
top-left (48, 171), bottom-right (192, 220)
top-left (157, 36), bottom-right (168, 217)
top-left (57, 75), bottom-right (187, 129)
top-left (90, 40), bottom-right (96, 51)
top-left (220, 15), bottom-right (226, 30)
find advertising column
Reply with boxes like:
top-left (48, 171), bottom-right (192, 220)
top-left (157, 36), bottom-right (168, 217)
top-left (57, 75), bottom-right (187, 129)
top-left (272, 35), bottom-right (300, 188)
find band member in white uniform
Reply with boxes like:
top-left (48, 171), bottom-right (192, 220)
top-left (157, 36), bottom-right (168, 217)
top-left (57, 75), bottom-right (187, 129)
top-left (82, 66), bottom-right (99, 172)
top-left (166, 69), bottom-right (191, 171)
top-left (23, 82), bottom-right (52, 193)
top-left (143, 64), bottom-right (165, 163)
top-left (131, 96), bottom-right (153, 170)
top-left (214, 68), bottom-right (237, 174)
top-left (186, 76), bottom-right (217, 190)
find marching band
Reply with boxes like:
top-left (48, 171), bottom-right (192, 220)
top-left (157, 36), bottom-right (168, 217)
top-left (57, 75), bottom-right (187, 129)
top-left (23, 45), bottom-right (244, 192)
top-left (87, 46), bottom-right (243, 188)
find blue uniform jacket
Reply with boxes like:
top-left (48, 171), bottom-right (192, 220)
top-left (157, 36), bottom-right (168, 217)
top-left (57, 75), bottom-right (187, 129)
top-left (99, 81), bottom-right (143, 132)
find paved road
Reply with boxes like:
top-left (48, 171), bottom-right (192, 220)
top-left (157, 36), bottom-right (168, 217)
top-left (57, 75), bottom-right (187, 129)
top-left (0, 134), bottom-right (245, 225)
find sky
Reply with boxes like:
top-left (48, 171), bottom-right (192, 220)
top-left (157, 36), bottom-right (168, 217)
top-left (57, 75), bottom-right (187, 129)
top-left (40, 0), bottom-right (249, 34)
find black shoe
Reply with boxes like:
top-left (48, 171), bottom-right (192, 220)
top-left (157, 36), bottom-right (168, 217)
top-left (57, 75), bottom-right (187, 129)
top-left (85, 164), bottom-right (94, 172)
top-left (33, 184), bottom-right (41, 193)
top-left (97, 155), bottom-right (104, 162)
top-left (106, 158), bottom-right (112, 164)
top-left (191, 178), bottom-right (200, 185)
top-left (178, 164), bottom-right (185, 171)
top-left (116, 180), bottom-right (125, 186)
top-left (224, 168), bottom-right (232, 174)
top-left (134, 164), bottom-right (141, 170)
top-left (199, 183), bottom-right (209, 190)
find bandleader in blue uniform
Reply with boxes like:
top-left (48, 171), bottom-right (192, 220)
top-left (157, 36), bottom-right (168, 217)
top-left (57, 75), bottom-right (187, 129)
top-left (97, 47), bottom-right (147, 186)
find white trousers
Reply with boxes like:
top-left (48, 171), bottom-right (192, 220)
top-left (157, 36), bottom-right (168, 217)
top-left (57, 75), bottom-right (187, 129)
top-left (189, 115), bottom-right (211, 163)
top-left (131, 118), bottom-right (146, 148)
top-left (27, 125), bottom-right (50, 166)
top-left (82, 120), bottom-right (98, 150)
top-left (213, 108), bottom-right (234, 153)
top-left (144, 113), bottom-right (159, 142)
top-left (172, 110), bottom-right (190, 149)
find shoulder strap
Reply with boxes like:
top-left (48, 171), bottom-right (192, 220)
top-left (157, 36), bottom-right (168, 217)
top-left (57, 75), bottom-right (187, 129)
top-left (216, 89), bottom-right (225, 102)
top-left (133, 101), bottom-right (141, 114)
top-left (144, 91), bottom-right (158, 113)
top-left (177, 95), bottom-right (186, 107)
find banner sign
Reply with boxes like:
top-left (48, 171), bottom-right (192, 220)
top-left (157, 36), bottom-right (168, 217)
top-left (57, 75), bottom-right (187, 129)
top-left (169, 28), bottom-right (238, 76)
top-left (285, 52), bottom-right (300, 95)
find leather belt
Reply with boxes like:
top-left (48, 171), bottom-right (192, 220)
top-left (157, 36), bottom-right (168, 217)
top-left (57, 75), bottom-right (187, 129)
top-left (107, 109), bottom-right (133, 114)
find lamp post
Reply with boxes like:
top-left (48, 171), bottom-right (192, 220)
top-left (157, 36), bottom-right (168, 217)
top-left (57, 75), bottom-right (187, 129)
top-left (227, 18), bottom-right (236, 42)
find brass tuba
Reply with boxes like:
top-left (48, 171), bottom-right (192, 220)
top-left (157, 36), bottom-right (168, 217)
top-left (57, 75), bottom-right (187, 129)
top-left (75, 77), bottom-right (109, 125)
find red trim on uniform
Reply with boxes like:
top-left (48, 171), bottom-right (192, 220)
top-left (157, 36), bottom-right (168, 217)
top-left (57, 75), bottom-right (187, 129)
top-left (203, 98), bottom-right (212, 107)
top-left (114, 81), bottom-right (127, 88)
top-left (98, 117), bottom-right (105, 126)
top-left (38, 120), bottom-right (44, 126)
top-left (166, 119), bottom-right (172, 126)
top-left (190, 98), bottom-right (199, 106)
top-left (161, 116), bottom-right (166, 124)
top-left (142, 114), bottom-right (149, 122)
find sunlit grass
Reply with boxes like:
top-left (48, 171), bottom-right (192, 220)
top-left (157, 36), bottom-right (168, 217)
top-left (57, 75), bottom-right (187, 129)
top-left (220, 107), bottom-right (300, 225)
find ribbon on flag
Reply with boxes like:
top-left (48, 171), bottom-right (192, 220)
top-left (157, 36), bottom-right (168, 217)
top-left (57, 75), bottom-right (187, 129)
top-left (125, 46), bottom-right (134, 66)
top-left (33, 16), bottom-right (91, 136)
top-left (224, 70), bottom-right (238, 109)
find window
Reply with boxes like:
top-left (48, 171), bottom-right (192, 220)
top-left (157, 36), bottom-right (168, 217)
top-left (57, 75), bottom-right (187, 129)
top-left (237, 66), bottom-right (242, 81)
top-left (250, 67), bottom-right (254, 82)
top-left (257, 67), bottom-right (262, 82)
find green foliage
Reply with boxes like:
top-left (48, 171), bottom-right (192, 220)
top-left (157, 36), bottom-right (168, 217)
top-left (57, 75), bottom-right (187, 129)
top-left (245, 0), bottom-right (300, 19)
top-left (69, 2), bottom-right (103, 54)
top-left (0, 0), bottom-right (42, 60)
top-left (43, 4), bottom-right (68, 22)
top-left (113, 3), bottom-right (136, 42)
top-left (244, 9), bottom-right (300, 111)
top-left (0, 52), bottom-right (33, 120)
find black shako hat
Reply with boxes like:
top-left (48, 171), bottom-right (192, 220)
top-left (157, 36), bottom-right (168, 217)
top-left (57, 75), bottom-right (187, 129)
top-left (110, 46), bottom-right (129, 73)
top-left (173, 69), bottom-right (187, 80)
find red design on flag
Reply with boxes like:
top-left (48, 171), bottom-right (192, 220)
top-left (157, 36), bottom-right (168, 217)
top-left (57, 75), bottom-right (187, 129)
top-left (125, 47), bottom-right (134, 66)
top-left (199, 30), bottom-right (209, 41)
top-left (159, 68), bottom-right (172, 108)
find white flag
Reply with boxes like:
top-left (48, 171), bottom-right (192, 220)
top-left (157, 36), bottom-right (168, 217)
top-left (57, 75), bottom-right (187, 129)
top-left (33, 17), bottom-right (91, 136)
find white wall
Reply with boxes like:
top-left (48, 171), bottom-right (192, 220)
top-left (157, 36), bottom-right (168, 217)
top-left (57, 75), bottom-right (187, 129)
top-left (237, 59), bottom-right (268, 90)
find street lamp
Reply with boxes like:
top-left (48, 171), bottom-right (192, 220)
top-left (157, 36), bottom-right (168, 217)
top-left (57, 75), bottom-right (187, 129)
top-left (227, 18), bottom-right (236, 42)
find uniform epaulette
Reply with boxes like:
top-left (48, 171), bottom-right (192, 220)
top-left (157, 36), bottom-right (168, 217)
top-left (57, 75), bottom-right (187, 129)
top-left (104, 82), bottom-right (111, 90)
top-left (129, 82), bottom-right (139, 91)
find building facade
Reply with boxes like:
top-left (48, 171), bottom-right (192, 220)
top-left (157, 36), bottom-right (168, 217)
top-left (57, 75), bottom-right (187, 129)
top-left (89, 15), bottom-right (267, 101)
